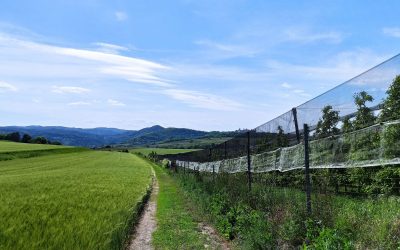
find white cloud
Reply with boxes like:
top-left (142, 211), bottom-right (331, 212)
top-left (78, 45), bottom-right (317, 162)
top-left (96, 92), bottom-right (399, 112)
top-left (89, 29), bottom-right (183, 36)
top-left (115, 11), bottom-right (128, 21)
top-left (283, 28), bottom-right (343, 43)
top-left (52, 86), bottom-right (91, 94)
top-left (281, 82), bottom-right (292, 89)
top-left (266, 50), bottom-right (387, 84)
top-left (195, 39), bottom-right (261, 58)
top-left (0, 81), bottom-right (18, 92)
top-left (0, 33), bottom-right (172, 87)
top-left (93, 42), bottom-right (128, 54)
top-left (383, 27), bottom-right (400, 38)
top-left (162, 89), bottom-right (243, 111)
top-left (68, 101), bottom-right (92, 106)
top-left (107, 99), bottom-right (125, 106)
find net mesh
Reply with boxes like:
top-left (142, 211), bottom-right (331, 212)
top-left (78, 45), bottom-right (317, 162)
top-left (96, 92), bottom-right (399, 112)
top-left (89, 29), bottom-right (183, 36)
top-left (175, 120), bottom-right (400, 173)
top-left (166, 54), bottom-right (400, 175)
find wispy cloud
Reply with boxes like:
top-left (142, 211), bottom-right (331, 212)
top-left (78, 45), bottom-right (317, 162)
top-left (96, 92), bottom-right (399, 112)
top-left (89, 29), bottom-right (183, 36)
top-left (383, 27), bottom-right (400, 38)
top-left (195, 39), bottom-right (261, 59)
top-left (52, 86), bottom-right (91, 94)
top-left (281, 82), bottom-right (292, 89)
top-left (115, 11), bottom-right (128, 21)
top-left (0, 81), bottom-right (18, 92)
top-left (162, 89), bottom-right (243, 111)
top-left (282, 28), bottom-right (343, 43)
top-left (266, 50), bottom-right (387, 84)
top-left (0, 33), bottom-right (172, 87)
top-left (107, 99), bottom-right (126, 106)
top-left (93, 42), bottom-right (128, 54)
top-left (293, 89), bottom-right (311, 97)
top-left (68, 101), bottom-right (92, 106)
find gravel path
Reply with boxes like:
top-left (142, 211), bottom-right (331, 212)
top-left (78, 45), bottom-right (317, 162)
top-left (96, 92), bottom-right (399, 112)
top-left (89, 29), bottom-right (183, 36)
top-left (127, 180), bottom-right (159, 250)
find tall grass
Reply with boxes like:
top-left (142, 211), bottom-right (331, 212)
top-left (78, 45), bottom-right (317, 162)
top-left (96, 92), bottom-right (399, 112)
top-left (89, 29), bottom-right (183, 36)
top-left (0, 151), bottom-right (153, 249)
top-left (172, 169), bottom-right (400, 249)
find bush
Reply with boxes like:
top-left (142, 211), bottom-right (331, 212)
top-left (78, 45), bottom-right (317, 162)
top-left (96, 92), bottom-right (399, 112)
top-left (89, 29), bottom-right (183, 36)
top-left (305, 227), bottom-right (352, 250)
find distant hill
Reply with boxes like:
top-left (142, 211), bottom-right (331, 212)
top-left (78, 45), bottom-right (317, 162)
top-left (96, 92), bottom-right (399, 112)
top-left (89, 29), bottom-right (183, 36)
top-left (0, 125), bottom-right (238, 148)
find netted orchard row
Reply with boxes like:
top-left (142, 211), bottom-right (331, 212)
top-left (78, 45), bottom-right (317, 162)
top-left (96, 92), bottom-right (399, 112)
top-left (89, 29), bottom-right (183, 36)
top-left (176, 120), bottom-right (400, 174)
top-left (164, 54), bottom-right (400, 176)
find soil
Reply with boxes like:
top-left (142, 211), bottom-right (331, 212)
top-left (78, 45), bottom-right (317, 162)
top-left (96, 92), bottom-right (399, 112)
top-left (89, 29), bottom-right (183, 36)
top-left (198, 222), bottom-right (231, 249)
top-left (127, 180), bottom-right (159, 250)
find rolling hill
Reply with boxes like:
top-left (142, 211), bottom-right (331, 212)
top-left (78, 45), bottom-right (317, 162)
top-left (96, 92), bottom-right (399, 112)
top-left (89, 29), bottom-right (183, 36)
top-left (0, 125), bottom-right (238, 148)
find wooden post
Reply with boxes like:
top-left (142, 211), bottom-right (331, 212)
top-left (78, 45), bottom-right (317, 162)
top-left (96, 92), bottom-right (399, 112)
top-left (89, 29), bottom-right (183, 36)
top-left (304, 124), bottom-right (312, 215)
top-left (292, 108), bottom-right (300, 143)
top-left (247, 131), bottom-right (252, 191)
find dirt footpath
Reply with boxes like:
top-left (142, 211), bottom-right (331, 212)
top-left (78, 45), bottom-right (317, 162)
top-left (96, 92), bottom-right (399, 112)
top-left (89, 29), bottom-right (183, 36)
top-left (128, 180), bottom-right (159, 250)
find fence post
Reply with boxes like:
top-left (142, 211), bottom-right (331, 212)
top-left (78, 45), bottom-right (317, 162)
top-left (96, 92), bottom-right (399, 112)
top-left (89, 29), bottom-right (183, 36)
top-left (304, 124), bottom-right (312, 215)
top-left (247, 131), bottom-right (252, 191)
top-left (210, 148), bottom-right (215, 181)
top-left (292, 108), bottom-right (300, 143)
top-left (224, 141), bottom-right (227, 159)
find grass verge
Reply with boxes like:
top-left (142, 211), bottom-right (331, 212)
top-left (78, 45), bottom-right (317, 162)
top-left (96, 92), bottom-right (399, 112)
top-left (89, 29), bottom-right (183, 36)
top-left (172, 171), bottom-right (400, 249)
top-left (151, 163), bottom-right (208, 249)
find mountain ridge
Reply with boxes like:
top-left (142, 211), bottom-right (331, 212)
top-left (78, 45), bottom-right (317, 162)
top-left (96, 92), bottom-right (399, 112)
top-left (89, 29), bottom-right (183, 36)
top-left (0, 125), bottom-right (236, 148)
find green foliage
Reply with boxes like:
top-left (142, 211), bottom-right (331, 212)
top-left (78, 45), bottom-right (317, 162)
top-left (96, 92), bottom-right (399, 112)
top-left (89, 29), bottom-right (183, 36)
top-left (4, 132), bottom-right (20, 142)
top-left (348, 128), bottom-right (380, 161)
top-left (305, 227), bottom-right (352, 250)
top-left (353, 91), bottom-right (375, 130)
top-left (380, 75), bottom-right (400, 121)
top-left (21, 133), bottom-right (32, 143)
top-left (32, 136), bottom-right (48, 144)
top-left (173, 167), bottom-right (400, 249)
top-left (383, 123), bottom-right (400, 158)
top-left (316, 105), bottom-right (340, 138)
top-left (341, 117), bottom-right (353, 133)
top-left (276, 126), bottom-right (289, 147)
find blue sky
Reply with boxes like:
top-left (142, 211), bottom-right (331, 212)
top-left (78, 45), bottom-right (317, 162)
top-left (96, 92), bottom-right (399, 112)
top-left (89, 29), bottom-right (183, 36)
top-left (0, 0), bottom-right (400, 131)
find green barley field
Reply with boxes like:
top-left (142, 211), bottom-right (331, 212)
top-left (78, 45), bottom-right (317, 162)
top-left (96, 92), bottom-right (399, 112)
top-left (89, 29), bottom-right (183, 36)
top-left (0, 140), bottom-right (72, 152)
top-left (0, 145), bottom-right (153, 250)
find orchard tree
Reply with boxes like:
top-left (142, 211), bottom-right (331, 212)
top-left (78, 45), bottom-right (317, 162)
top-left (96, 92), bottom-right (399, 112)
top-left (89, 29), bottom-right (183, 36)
top-left (315, 105), bottom-right (340, 138)
top-left (341, 116), bottom-right (353, 133)
top-left (276, 126), bottom-right (289, 147)
top-left (353, 91), bottom-right (375, 129)
top-left (380, 75), bottom-right (400, 157)
top-left (380, 75), bottom-right (400, 121)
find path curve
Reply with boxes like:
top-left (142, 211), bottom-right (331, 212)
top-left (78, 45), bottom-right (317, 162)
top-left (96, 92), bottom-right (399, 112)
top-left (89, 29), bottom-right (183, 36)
top-left (128, 179), bottom-right (159, 250)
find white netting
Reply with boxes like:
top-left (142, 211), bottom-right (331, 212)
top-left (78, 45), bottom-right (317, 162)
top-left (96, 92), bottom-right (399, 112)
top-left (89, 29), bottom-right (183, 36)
top-left (174, 120), bottom-right (400, 174)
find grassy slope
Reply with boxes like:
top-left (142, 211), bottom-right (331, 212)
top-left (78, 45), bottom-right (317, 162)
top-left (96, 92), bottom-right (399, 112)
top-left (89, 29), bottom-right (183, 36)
top-left (0, 141), bottom-right (86, 161)
top-left (151, 164), bottom-right (207, 249)
top-left (130, 147), bottom-right (198, 156)
top-left (0, 151), bottom-right (153, 250)
top-left (0, 140), bottom-right (71, 152)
